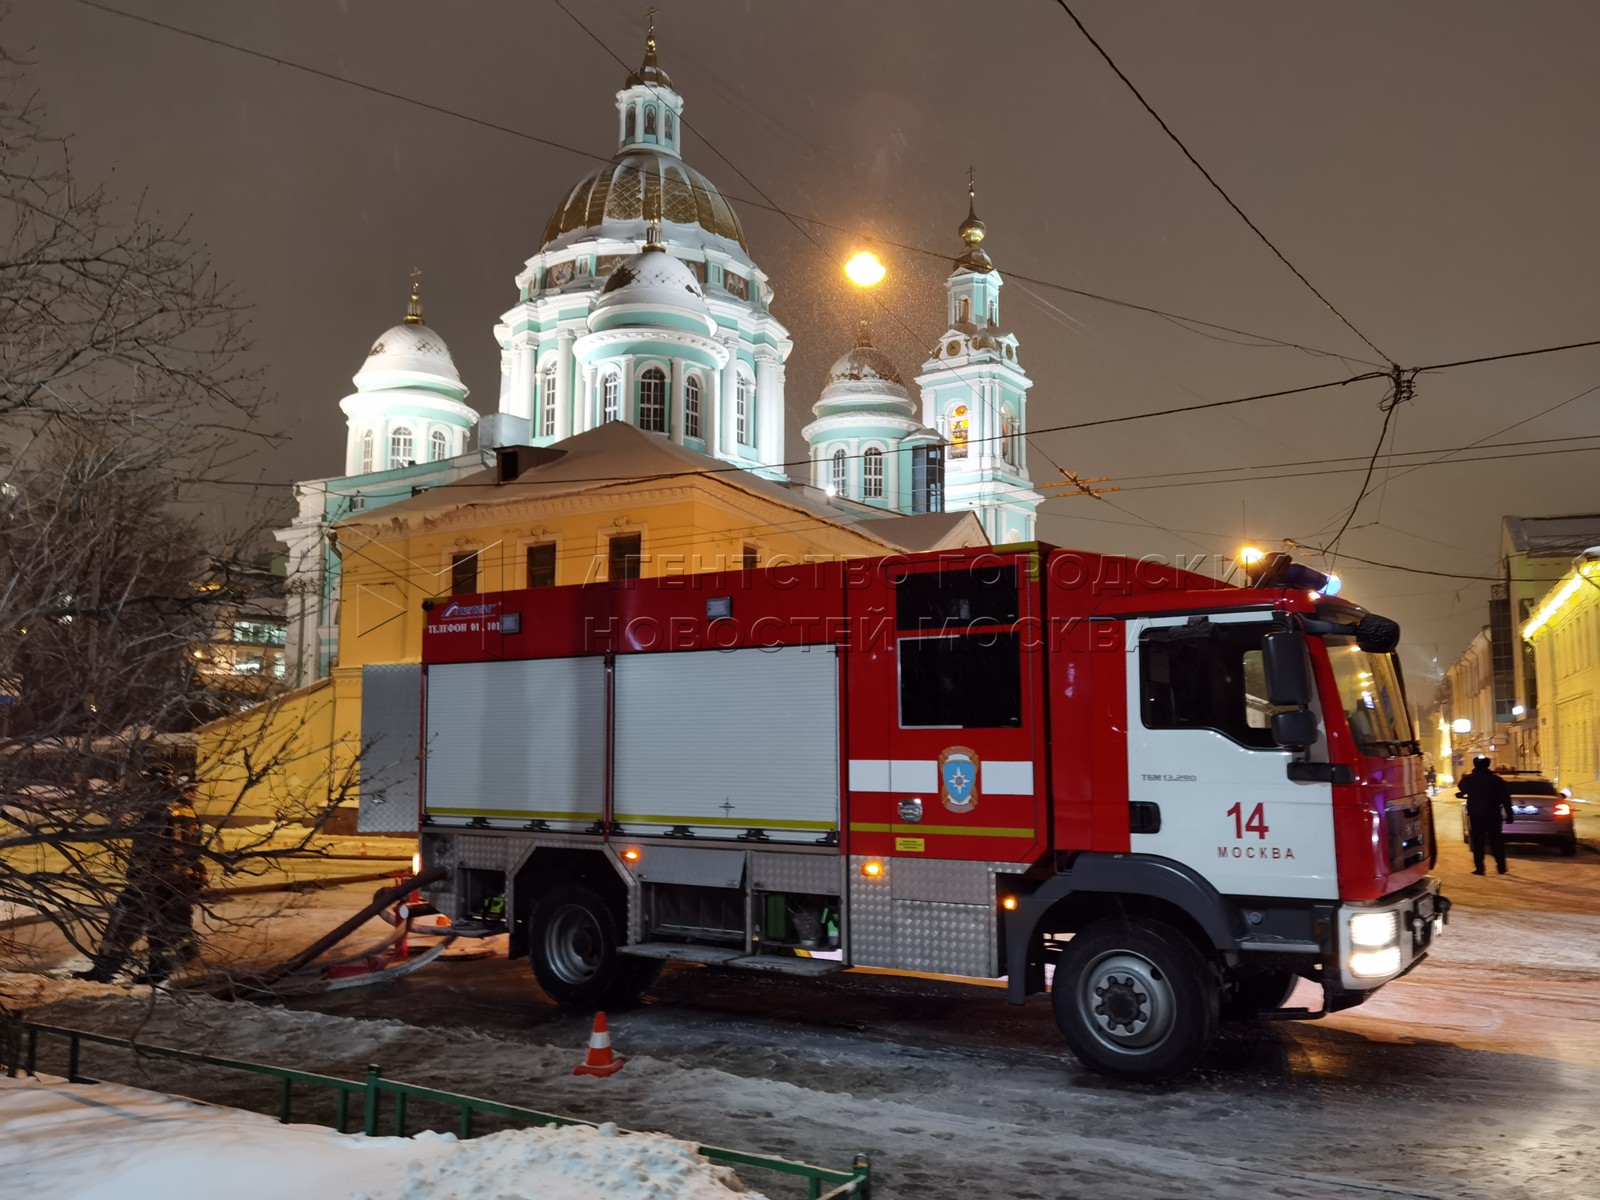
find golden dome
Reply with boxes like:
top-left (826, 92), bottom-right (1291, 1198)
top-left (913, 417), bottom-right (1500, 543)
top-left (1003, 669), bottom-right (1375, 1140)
top-left (956, 184), bottom-right (994, 273)
top-left (540, 150), bottom-right (747, 253)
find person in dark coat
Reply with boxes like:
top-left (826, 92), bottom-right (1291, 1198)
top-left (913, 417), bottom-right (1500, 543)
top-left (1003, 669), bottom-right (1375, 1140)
top-left (77, 775), bottom-right (209, 983)
top-left (1456, 756), bottom-right (1515, 876)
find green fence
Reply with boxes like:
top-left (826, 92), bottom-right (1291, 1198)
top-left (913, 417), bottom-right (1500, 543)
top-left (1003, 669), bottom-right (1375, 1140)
top-left (2, 1020), bottom-right (870, 1200)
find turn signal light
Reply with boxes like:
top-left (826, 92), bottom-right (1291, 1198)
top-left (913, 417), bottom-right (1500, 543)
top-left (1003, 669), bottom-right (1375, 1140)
top-left (1554, 802), bottom-right (1572, 817)
top-left (861, 860), bottom-right (884, 878)
top-left (621, 847), bottom-right (641, 863)
top-left (1000, 895), bottom-right (1018, 911)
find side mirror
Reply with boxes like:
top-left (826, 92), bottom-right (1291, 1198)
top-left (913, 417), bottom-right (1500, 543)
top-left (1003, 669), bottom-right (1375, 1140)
top-left (1262, 629), bottom-right (1312, 706)
top-left (1272, 708), bottom-right (1319, 750)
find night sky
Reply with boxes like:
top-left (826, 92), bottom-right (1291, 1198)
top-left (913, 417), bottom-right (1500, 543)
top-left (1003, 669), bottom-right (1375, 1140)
top-left (15, 0), bottom-right (1600, 686)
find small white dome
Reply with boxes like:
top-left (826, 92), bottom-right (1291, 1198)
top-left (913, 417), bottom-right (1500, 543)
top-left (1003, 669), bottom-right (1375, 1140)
top-left (592, 248), bottom-right (708, 317)
top-left (814, 329), bottom-right (914, 416)
top-left (355, 322), bottom-right (462, 386)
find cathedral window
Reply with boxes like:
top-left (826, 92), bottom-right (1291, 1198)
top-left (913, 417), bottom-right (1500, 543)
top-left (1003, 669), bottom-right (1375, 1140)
top-left (684, 376), bottom-right (702, 439)
top-left (830, 449), bottom-right (847, 495)
top-left (359, 430), bottom-right (373, 474)
top-left (430, 429), bottom-right (449, 462)
top-left (541, 367), bottom-right (558, 438)
top-left (987, 299), bottom-right (998, 326)
top-left (639, 368), bottom-right (667, 433)
top-left (390, 426), bottom-right (414, 467)
top-left (665, 110), bottom-right (675, 142)
top-left (948, 405), bottom-right (969, 459)
top-left (625, 106), bottom-right (636, 140)
top-left (955, 297), bottom-right (970, 325)
top-left (736, 375), bottom-right (753, 445)
top-left (863, 448), bottom-right (884, 499)
top-left (645, 105), bottom-right (657, 136)
top-left (1000, 413), bottom-right (1016, 465)
top-left (602, 374), bottom-right (620, 423)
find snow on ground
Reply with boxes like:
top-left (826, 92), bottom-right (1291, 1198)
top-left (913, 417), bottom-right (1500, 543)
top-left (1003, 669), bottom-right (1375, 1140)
top-left (0, 1075), bottom-right (765, 1200)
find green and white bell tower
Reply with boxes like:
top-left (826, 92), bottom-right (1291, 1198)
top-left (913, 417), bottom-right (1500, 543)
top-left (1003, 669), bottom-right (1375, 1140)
top-left (914, 185), bottom-right (1042, 545)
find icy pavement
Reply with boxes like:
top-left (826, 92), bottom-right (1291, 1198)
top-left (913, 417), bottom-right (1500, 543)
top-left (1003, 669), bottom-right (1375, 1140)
top-left (0, 1075), bottom-right (766, 1200)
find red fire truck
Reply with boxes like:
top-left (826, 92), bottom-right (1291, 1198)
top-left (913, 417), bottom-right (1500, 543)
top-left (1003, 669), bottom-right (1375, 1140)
top-left (410, 544), bottom-right (1447, 1080)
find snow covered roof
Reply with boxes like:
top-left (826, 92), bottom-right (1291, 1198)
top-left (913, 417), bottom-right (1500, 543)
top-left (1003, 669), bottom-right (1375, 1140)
top-left (1502, 513), bottom-right (1600, 558)
top-left (354, 321), bottom-right (462, 390)
top-left (541, 150), bottom-right (747, 255)
top-left (592, 247), bottom-right (709, 317)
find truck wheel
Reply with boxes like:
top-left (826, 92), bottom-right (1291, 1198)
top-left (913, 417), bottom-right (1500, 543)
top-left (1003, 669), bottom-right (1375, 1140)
top-left (1220, 969), bottom-right (1298, 1020)
top-left (529, 883), bottom-right (656, 1007)
top-left (1052, 918), bottom-right (1217, 1082)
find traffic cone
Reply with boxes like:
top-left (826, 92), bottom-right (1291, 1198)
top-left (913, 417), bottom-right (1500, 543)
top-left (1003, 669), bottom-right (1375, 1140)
top-left (572, 1011), bottom-right (625, 1077)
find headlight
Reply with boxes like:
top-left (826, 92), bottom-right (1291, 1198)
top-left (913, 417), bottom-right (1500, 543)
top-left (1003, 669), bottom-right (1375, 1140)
top-left (1349, 910), bottom-right (1399, 948)
top-left (1349, 945), bottom-right (1403, 979)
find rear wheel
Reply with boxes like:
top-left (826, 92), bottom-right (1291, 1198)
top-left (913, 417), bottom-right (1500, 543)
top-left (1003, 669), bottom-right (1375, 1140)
top-left (1220, 968), bottom-right (1298, 1020)
top-left (529, 883), bottom-right (658, 1007)
top-left (1052, 918), bottom-right (1217, 1082)
top-left (1562, 836), bottom-right (1578, 857)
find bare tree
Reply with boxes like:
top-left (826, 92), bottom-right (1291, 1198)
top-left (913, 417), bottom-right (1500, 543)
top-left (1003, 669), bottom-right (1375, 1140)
top-left (0, 38), bottom-right (360, 981)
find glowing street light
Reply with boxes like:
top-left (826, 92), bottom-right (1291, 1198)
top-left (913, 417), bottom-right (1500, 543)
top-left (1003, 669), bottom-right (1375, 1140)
top-left (1451, 718), bottom-right (1472, 735)
top-left (844, 251), bottom-right (886, 288)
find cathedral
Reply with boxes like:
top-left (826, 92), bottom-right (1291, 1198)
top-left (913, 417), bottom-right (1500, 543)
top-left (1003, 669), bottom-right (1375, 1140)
top-left (279, 24), bottom-right (1042, 681)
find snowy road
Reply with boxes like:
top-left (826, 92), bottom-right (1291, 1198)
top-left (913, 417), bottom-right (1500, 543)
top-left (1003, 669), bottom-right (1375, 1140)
top-left (8, 799), bottom-right (1600, 1198)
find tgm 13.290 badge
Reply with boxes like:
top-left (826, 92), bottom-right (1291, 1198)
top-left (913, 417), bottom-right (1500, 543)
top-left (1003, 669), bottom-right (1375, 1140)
top-left (939, 746), bottom-right (980, 814)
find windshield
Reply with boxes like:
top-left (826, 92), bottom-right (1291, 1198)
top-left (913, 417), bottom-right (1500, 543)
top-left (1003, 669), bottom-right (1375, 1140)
top-left (1324, 637), bottom-right (1415, 752)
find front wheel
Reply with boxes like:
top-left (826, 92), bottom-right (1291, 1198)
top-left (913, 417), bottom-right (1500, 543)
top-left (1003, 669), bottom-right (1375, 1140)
top-left (1052, 918), bottom-right (1217, 1082)
top-left (529, 883), bottom-right (658, 1007)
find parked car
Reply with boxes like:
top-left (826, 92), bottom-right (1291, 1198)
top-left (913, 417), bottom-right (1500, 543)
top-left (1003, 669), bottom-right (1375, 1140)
top-left (1461, 771), bottom-right (1577, 856)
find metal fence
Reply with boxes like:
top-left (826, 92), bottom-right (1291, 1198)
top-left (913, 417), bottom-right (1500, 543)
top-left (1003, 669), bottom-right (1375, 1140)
top-left (2, 1019), bottom-right (871, 1200)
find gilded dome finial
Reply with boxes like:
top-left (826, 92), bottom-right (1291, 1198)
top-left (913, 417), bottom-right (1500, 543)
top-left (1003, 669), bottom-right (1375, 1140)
top-left (404, 266), bottom-right (425, 326)
top-left (646, 6), bottom-right (657, 56)
top-left (626, 6), bottom-right (674, 89)
top-left (643, 191), bottom-right (665, 253)
top-left (958, 169), bottom-right (986, 247)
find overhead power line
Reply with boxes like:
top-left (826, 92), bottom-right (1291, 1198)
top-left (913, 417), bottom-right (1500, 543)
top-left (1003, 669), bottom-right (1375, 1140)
top-left (75, 0), bottom-right (1380, 368)
top-left (1052, 0), bottom-right (1392, 365)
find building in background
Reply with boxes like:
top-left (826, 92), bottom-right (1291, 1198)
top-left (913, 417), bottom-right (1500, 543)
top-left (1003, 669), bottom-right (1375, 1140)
top-left (1522, 548), bottom-right (1600, 801)
top-left (1435, 626), bottom-right (1495, 782)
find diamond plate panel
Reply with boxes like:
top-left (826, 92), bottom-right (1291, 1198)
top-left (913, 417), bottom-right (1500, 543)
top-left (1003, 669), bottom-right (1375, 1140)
top-left (750, 851), bottom-right (842, 895)
top-left (890, 857), bottom-right (998, 905)
top-left (891, 900), bottom-right (995, 977)
top-left (847, 854), bottom-right (895, 967)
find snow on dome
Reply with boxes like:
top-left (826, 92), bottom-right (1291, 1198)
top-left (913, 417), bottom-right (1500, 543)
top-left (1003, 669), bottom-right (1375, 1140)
top-left (541, 151), bottom-right (747, 253)
top-left (355, 322), bottom-right (462, 386)
top-left (825, 343), bottom-right (906, 390)
top-left (592, 248), bottom-right (709, 315)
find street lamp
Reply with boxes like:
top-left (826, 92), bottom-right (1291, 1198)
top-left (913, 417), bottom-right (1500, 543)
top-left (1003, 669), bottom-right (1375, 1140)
top-left (844, 251), bottom-right (886, 288)
top-left (1451, 718), bottom-right (1472, 735)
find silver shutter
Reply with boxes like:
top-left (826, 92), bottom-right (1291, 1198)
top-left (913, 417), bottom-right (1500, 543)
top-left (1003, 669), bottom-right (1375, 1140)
top-left (359, 663), bottom-right (421, 833)
top-left (423, 657), bottom-right (607, 826)
top-left (613, 644), bottom-right (839, 841)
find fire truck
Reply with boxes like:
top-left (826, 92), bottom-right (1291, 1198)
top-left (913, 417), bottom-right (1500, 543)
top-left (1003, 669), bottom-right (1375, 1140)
top-left (409, 544), bottom-right (1447, 1080)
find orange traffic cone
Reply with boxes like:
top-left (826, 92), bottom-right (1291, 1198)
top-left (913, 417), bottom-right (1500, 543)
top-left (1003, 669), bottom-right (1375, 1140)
top-left (573, 1011), bottom-right (625, 1077)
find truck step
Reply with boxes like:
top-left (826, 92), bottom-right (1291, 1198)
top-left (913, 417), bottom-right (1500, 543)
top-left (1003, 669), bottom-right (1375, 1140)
top-left (621, 943), bottom-right (745, 964)
top-left (725, 954), bottom-right (844, 978)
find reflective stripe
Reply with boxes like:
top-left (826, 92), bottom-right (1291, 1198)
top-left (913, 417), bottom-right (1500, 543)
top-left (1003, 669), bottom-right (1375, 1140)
top-left (847, 759), bottom-right (1035, 795)
top-left (426, 807), bottom-right (600, 820)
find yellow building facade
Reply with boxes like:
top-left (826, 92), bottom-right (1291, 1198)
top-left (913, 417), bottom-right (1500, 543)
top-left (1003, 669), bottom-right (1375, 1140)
top-left (1524, 557), bottom-right (1600, 801)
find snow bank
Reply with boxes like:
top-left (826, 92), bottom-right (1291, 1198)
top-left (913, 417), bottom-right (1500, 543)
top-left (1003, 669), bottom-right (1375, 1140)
top-left (0, 1075), bottom-right (766, 1200)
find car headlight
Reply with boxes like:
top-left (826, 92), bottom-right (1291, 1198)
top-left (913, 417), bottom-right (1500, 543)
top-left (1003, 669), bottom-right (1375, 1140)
top-left (1349, 910), bottom-right (1399, 948)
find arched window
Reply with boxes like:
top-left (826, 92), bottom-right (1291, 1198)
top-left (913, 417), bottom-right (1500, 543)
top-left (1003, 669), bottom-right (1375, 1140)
top-left (664, 110), bottom-right (675, 141)
top-left (645, 105), bottom-right (657, 135)
top-left (955, 297), bottom-right (970, 324)
top-left (541, 366), bottom-right (558, 438)
top-left (987, 299), bottom-right (998, 326)
top-left (948, 405), bottom-right (969, 459)
top-left (1000, 413), bottom-right (1016, 465)
top-left (863, 447), bottom-right (884, 499)
top-left (684, 376), bottom-right (702, 440)
top-left (624, 106), bottom-right (636, 140)
top-left (390, 426), bottom-right (413, 466)
top-left (359, 430), bottom-right (373, 474)
top-left (430, 429), bottom-right (449, 462)
top-left (735, 375), bottom-right (753, 446)
top-left (639, 367), bottom-right (667, 432)
top-left (830, 449), bottom-right (847, 495)
top-left (602, 374), bottom-right (620, 422)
